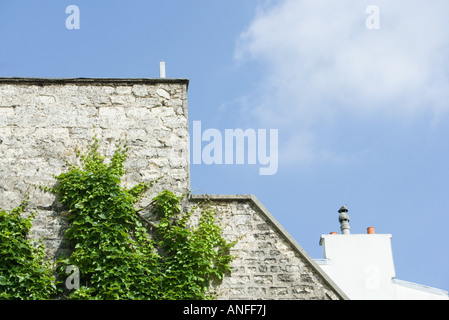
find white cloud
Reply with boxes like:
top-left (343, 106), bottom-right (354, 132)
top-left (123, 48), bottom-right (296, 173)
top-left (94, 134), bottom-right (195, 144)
top-left (234, 0), bottom-right (449, 167)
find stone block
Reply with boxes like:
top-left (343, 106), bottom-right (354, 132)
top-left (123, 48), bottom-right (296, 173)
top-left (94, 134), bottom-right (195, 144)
top-left (253, 275), bottom-right (273, 284)
top-left (269, 287), bottom-right (289, 296)
top-left (156, 88), bottom-right (170, 99)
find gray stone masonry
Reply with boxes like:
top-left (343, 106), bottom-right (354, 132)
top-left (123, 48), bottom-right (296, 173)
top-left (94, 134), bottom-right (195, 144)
top-left (189, 194), bottom-right (348, 300)
top-left (0, 78), bottom-right (190, 258)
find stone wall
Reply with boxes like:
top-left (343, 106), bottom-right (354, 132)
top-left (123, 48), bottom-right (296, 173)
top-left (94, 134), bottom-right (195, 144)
top-left (0, 78), bottom-right (346, 300)
top-left (0, 78), bottom-right (190, 257)
top-left (190, 195), bottom-right (346, 300)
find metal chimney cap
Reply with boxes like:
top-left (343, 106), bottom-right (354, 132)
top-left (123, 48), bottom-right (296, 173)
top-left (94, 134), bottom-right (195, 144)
top-left (338, 204), bottom-right (350, 234)
top-left (338, 205), bottom-right (349, 222)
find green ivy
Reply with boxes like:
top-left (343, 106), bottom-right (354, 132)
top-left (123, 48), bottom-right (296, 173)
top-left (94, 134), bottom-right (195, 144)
top-left (49, 137), bottom-right (235, 300)
top-left (0, 201), bottom-right (58, 300)
top-left (0, 137), bottom-right (234, 300)
top-left (154, 191), bottom-right (234, 299)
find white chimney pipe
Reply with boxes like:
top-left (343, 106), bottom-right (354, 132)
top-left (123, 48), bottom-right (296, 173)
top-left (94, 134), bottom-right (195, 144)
top-left (159, 60), bottom-right (166, 78)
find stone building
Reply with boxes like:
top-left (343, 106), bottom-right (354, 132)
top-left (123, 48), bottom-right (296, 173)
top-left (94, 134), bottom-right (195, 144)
top-left (0, 77), bottom-right (347, 300)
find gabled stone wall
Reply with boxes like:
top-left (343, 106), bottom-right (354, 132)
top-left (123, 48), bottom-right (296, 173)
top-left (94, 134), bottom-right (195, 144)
top-left (190, 195), bottom-right (347, 300)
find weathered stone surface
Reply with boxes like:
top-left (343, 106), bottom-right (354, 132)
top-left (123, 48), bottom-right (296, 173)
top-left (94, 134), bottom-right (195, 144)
top-left (0, 78), bottom-right (190, 261)
top-left (189, 195), bottom-right (346, 300)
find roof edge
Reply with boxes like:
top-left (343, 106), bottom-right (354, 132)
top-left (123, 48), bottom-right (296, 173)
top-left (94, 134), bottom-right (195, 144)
top-left (392, 278), bottom-right (449, 297)
top-left (189, 193), bottom-right (350, 300)
top-left (0, 77), bottom-right (189, 89)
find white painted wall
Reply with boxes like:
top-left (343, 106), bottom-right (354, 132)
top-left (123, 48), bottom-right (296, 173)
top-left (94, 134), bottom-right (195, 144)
top-left (315, 234), bottom-right (448, 300)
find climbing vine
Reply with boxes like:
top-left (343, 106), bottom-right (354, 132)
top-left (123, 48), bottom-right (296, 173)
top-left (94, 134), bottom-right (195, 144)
top-left (0, 201), bottom-right (57, 299)
top-left (49, 137), bottom-right (235, 299)
top-left (0, 137), bottom-right (234, 300)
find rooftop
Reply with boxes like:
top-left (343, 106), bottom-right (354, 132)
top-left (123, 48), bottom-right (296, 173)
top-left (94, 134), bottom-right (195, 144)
top-left (0, 77), bottom-right (190, 89)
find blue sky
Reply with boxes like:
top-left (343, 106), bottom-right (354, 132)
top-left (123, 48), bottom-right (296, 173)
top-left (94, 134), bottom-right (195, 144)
top-left (1, 0), bottom-right (448, 292)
